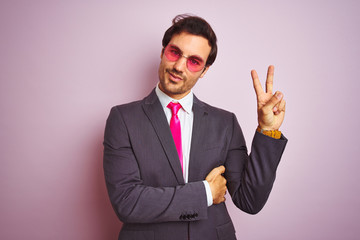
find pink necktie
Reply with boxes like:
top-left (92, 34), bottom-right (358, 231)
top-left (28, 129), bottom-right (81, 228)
top-left (167, 102), bottom-right (183, 171)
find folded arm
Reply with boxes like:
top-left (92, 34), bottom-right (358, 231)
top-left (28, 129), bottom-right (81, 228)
top-left (103, 107), bottom-right (208, 223)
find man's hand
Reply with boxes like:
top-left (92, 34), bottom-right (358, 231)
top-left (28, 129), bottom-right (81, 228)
top-left (205, 166), bottom-right (227, 205)
top-left (251, 65), bottom-right (286, 130)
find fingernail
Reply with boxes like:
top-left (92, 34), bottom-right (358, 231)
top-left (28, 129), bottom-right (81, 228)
top-left (276, 92), bottom-right (283, 100)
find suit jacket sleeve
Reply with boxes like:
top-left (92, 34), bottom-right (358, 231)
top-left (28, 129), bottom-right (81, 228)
top-left (103, 106), bottom-right (208, 223)
top-left (225, 113), bottom-right (288, 214)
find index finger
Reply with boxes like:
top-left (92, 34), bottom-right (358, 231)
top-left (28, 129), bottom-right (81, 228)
top-left (251, 69), bottom-right (264, 97)
top-left (266, 65), bottom-right (274, 93)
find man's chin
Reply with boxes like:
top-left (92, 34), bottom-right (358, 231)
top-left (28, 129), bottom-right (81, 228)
top-left (161, 85), bottom-right (186, 97)
top-left (163, 80), bottom-right (182, 90)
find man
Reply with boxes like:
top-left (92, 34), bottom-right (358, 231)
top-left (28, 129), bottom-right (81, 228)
top-left (103, 14), bottom-right (287, 240)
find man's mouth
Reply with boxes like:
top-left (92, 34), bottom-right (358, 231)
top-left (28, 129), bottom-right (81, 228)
top-left (167, 70), bottom-right (183, 82)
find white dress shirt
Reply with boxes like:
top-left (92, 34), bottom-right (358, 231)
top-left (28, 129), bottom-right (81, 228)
top-left (155, 85), bottom-right (213, 206)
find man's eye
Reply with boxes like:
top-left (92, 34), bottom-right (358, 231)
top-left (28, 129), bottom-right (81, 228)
top-left (170, 49), bottom-right (181, 56)
top-left (189, 58), bottom-right (200, 65)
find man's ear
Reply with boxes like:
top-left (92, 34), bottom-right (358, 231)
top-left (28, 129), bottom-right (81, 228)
top-left (160, 48), bottom-right (164, 58)
top-left (200, 66), bottom-right (210, 78)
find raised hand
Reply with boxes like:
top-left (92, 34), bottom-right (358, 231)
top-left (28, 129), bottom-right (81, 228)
top-left (251, 65), bottom-right (286, 131)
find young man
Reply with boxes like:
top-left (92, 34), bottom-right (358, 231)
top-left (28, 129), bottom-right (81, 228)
top-left (103, 14), bottom-right (287, 240)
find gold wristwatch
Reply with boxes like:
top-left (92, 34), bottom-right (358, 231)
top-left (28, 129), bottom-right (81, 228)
top-left (256, 126), bottom-right (282, 139)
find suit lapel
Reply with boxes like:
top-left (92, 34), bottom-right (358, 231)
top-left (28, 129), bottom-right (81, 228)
top-left (142, 90), bottom-right (185, 185)
top-left (188, 96), bottom-right (208, 182)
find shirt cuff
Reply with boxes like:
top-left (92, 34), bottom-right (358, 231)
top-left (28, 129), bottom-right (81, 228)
top-left (203, 180), bottom-right (213, 207)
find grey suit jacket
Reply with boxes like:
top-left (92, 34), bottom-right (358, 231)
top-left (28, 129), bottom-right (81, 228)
top-left (103, 89), bottom-right (287, 240)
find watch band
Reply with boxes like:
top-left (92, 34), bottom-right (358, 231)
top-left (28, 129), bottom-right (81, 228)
top-left (256, 126), bottom-right (282, 139)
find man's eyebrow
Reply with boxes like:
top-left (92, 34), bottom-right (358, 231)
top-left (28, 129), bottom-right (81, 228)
top-left (168, 44), bottom-right (182, 52)
top-left (168, 44), bottom-right (204, 61)
top-left (190, 55), bottom-right (204, 61)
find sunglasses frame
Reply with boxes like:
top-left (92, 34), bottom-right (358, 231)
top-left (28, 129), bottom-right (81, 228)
top-left (163, 44), bottom-right (206, 72)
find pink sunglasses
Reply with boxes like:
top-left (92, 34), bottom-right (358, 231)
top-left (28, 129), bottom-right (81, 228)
top-left (164, 44), bottom-right (206, 72)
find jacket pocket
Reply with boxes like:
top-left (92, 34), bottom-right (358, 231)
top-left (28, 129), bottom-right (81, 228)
top-left (118, 230), bottom-right (154, 240)
top-left (216, 221), bottom-right (236, 240)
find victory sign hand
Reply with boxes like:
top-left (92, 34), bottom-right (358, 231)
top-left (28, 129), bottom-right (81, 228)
top-left (251, 65), bottom-right (286, 130)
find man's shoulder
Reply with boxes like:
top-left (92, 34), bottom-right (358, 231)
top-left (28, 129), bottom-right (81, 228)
top-left (194, 96), bottom-right (235, 119)
top-left (106, 98), bottom-right (148, 125)
top-left (112, 99), bottom-right (143, 112)
top-left (111, 89), bottom-right (156, 113)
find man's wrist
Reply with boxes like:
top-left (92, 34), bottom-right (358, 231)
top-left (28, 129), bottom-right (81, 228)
top-left (256, 126), bottom-right (282, 139)
top-left (203, 180), bottom-right (213, 207)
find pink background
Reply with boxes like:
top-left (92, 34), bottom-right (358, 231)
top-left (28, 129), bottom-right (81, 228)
top-left (1, 1), bottom-right (359, 239)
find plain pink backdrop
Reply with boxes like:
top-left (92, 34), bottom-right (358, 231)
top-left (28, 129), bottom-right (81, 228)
top-left (1, 1), bottom-right (359, 239)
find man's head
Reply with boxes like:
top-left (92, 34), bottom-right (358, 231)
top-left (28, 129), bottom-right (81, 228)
top-left (162, 14), bottom-right (217, 67)
top-left (158, 14), bottom-right (217, 100)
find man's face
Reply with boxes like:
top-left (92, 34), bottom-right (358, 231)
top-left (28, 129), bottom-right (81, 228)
top-left (158, 32), bottom-right (211, 100)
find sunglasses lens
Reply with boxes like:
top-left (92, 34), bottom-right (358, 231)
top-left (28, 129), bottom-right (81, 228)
top-left (187, 57), bottom-right (204, 72)
top-left (164, 46), bottom-right (181, 62)
top-left (164, 45), bottom-right (205, 72)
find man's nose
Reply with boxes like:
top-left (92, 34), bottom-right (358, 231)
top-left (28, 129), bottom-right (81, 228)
top-left (173, 56), bottom-right (187, 72)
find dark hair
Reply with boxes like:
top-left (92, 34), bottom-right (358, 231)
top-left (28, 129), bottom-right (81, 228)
top-left (162, 14), bottom-right (217, 67)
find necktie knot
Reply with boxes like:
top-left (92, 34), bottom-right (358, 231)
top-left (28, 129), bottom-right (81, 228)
top-left (167, 102), bottom-right (182, 115)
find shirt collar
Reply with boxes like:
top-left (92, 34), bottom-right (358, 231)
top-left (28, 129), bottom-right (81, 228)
top-left (155, 84), bottom-right (193, 114)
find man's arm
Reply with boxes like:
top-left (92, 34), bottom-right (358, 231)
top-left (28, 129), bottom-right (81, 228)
top-left (225, 116), bottom-right (287, 214)
top-left (103, 106), bottom-right (209, 224)
top-left (225, 65), bottom-right (287, 214)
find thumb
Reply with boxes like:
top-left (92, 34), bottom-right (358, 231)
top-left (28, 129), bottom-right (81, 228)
top-left (206, 166), bottom-right (225, 181)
